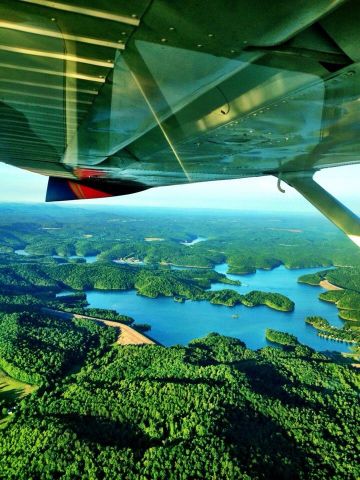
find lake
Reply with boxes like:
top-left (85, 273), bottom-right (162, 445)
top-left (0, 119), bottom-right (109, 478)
top-left (54, 255), bottom-right (97, 264)
top-left (181, 236), bottom-right (207, 246)
top-left (86, 264), bottom-right (351, 352)
top-left (14, 249), bottom-right (30, 256)
top-left (14, 249), bottom-right (98, 264)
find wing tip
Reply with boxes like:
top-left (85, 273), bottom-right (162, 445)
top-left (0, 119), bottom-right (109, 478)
top-left (46, 176), bottom-right (148, 202)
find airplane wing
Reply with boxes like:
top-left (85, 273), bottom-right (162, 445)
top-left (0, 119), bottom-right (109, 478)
top-left (0, 0), bottom-right (359, 244)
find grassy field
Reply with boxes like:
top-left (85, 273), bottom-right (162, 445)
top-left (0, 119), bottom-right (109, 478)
top-left (0, 369), bottom-right (35, 429)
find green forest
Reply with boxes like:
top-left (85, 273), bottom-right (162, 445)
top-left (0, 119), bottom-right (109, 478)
top-left (305, 315), bottom-right (360, 344)
top-left (1, 332), bottom-right (359, 479)
top-left (1, 204), bottom-right (359, 272)
top-left (0, 311), bottom-right (117, 384)
top-left (299, 267), bottom-right (360, 322)
top-left (0, 260), bottom-right (297, 312)
top-left (0, 204), bottom-right (359, 479)
top-left (265, 328), bottom-right (299, 346)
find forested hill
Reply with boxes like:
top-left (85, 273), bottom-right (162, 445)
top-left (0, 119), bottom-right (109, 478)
top-left (1, 333), bottom-right (359, 480)
top-left (1, 203), bottom-right (359, 271)
top-left (299, 267), bottom-right (360, 325)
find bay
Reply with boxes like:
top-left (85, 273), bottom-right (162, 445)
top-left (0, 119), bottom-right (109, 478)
top-left (86, 264), bottom-right (351, 352)
top-left (14, 249), bottom-right (30, 256)
top-left (53, 255), bottom-right (97, 264)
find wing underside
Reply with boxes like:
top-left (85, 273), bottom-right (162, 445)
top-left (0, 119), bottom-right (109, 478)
top-left (0, 0), bottom-right (359, 242)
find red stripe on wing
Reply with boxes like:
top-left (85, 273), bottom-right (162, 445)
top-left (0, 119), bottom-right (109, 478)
top-left (67, 181), bottom-right (112, 199)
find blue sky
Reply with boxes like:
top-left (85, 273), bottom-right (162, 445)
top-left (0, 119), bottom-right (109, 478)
top-left (0, 162), bottom-right (358, 214)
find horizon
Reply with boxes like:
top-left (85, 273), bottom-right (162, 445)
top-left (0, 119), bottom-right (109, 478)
top-left (0, 162), bottom-right (359, 215)
top-left (0, 200), bottom-right (335, 216)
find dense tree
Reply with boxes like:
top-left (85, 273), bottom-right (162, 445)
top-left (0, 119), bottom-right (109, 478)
top-left (305, 316), bottom-right (360, 344)
top-left (1, 333), bottom-right (359, 479)
top-left (265, 328), bottom-right (299, 346)
top-left (0, 311), bottom-right (116, 384)
top-left (300, 267), bottom-right (360, 332)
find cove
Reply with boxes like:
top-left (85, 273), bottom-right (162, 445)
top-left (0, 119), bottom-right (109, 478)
top-left (54, 255), bottom-right (97, 264)
top-left (180, 236), bottom-right (207, 246)
top-left (14, 249), bottom-right (30, 256)
top-left (14, 250), bottom-right (97, 264)
top-left (85, 264), bottom-right (351, 352)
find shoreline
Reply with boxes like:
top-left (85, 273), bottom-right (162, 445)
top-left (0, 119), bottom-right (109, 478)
top-left (72, 314), bottom-right (158, 346)
top-left (319, 280), bottom-right (343, 291)
top-left (42, 308), bottom-right (159, 346)
top-left (160, 261), bottom-right (211, 269)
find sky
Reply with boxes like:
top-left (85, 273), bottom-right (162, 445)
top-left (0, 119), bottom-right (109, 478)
top-left (0, 162), bottom-right (358, 214)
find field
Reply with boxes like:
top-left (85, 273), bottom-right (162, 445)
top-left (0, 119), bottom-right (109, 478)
top-left (0, 369), bottom-right (35, 429)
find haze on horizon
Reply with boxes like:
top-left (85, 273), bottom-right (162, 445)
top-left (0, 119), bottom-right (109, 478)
top-left (0, 162), bottom-right (358, 215)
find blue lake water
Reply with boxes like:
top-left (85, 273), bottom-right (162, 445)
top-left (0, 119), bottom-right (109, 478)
top-left (53, 255), bottom-right (97, 264)
top-left (181, 237), bottom-right (207, 246)
top-left (14, 250), bottom-right (97, 264)
top-left (14, 249), bottom-right (30, 256)
top-left (71, 255), bottom-right (97, 264)
top-left (85, 264), bottom-right (351, 352)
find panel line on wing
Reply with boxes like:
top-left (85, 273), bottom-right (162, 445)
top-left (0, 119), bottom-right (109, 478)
top-left (0, 20), bottom-right (125, 50)
top-left (0, 45), bottom-right (115, 68)
top-left (0, 78), bottom-right (98, 94)
top-left (0, 61), bottom-right (105, 82)
top-left (18, 0), bottom-right (140, 26)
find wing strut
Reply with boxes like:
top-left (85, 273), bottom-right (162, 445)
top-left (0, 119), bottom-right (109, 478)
top-left (282, 172), bottom-right (360, 247)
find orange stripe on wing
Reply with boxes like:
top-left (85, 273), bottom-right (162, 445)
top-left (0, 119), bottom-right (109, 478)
top-left (67, 181), bottom-right (85, 199)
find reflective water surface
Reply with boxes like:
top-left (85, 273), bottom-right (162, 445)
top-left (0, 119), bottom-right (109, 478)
top-left (86, 264), bottom-right (350, 352)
